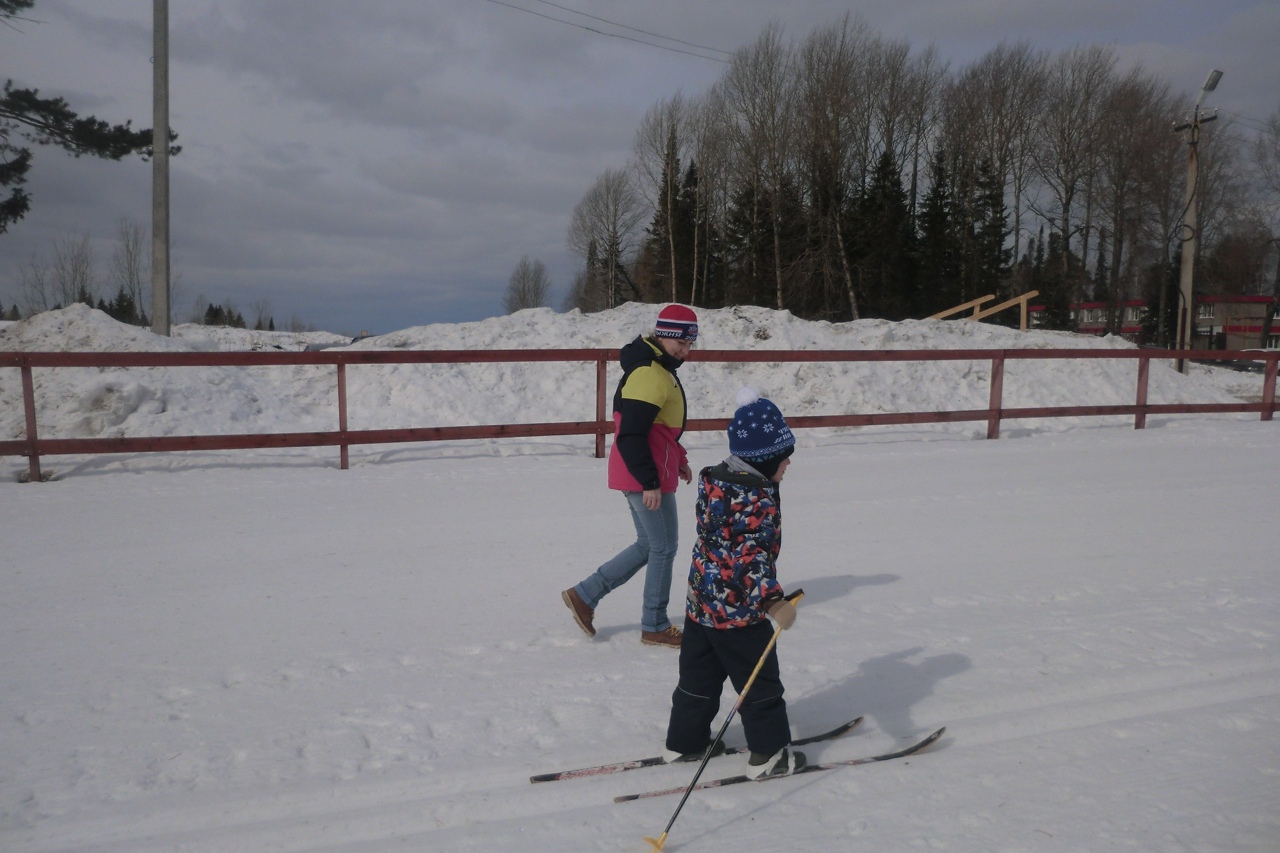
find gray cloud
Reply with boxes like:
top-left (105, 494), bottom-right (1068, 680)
top-left (2, 0), bottom-right (1276, 334)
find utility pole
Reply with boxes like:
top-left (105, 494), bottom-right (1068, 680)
top-left (1173, 69), bottom-right (1221, 373)
top-left (151, 0), bottom-right (171, 336)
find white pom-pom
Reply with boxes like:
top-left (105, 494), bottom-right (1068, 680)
top-left (736, 387), bottom-right (760, 407)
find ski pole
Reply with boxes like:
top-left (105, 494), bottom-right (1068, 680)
top-left (643, 589), bottom-right (803, 852)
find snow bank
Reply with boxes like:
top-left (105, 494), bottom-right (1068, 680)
top-left (0, 303), bottom-right (1249, 446)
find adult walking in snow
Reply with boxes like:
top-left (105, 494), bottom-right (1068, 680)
top-left (562, 304), bottom-right (698, 648)
top-left (661, 388), bottom-right (804, 778)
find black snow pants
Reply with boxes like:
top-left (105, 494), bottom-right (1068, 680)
top-left (664, 616), bottom-right (790, 757)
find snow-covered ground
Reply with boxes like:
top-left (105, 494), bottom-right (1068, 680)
top-left (1, 305), bottom-right (1277, 851)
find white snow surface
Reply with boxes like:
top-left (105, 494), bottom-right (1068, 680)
top-left (1, 304), bottom-right (1277, 851)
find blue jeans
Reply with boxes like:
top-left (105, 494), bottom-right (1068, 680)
top-left (575, 491), bottom-right (680, 633)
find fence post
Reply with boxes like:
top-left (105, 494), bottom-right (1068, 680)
top-left (337, 362), bottom-right (349, 470)
top-left (986, 354), bottom-right (1005, 439)
top-left (20, 360), bottom-right (43, 482)
top-left (595, 354), bottom-right (607, 458)
top-left (1263, 355), bottom-right (1277, 422)
top-left (1135, 355), bottom-right (1150, 430)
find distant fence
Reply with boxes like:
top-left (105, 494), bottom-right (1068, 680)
top-left (2, 347), bottom-right (1276, 482)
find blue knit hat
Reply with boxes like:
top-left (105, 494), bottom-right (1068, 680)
top-left (728, 387), bottom-right (795, 460)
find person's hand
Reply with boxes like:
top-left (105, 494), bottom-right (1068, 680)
top-left (678, 462), bottom-right (693, 484)
top-left (642, 488), bottom-right (662, 510)
top-left (765, 598), bottom-right (797, 630)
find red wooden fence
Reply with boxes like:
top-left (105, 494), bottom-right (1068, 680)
top-left (2, 347), bottom-right (1276, 482)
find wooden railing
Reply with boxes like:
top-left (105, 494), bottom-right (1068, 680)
top-left (2, 347), bottom-right (1277, 482)
top-left (927, 291), bottom-right (1040, 330)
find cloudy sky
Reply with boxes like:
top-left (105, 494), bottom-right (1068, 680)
top-left (3, 0), bottom-right (1278, 335)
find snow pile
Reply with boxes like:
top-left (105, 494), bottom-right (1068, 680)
top-left (0, 303), bottom-right (1245, 447)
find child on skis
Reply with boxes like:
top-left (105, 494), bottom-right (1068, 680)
top-left (661, 388), bottom-right (804, 778)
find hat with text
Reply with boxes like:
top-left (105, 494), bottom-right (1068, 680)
top-left (654, 304), bottom-right (698, 341)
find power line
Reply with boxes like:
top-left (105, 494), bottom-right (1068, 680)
top-left (528, 0), bottom-right (733, 58)
top-left (482, 0), bottom-right (730, 64)
top-left (1218, 109), bottom-right (1272, 137)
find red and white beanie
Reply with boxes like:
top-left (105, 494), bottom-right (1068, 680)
top-left (654, 304), bottom-right (699, 341)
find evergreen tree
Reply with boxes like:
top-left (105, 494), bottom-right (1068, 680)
top-left (722, 174), bottom-right (806, 309)
top-left (639, 155), bottom-right (699, 304)
top-left (723, 180), bottom-right (775, 307)
top-left (948, 157), bottom-right (1013, 322)
top-left (973, 160), bottom-right (1012, 296)
top-left (1, 2), bottom-right (180, 232)
top-left (104, 284), bottom-right (138, 324)
top-left (850, 150), bottom-right (918, 320)
top-left (1036, 231), bottom-right (1075, 330)
top-left (915, 150), bottom-right (962, 316)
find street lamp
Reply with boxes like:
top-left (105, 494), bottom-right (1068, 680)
top-left (1173, 69), bottom-right (1222, 373)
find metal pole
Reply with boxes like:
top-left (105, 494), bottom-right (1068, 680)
top-left (151, 0), bottom-right (171, 336)
top-left (1175, 116), bottom-right (1198, 373)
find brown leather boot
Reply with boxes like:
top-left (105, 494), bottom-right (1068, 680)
top-left (640, 626), bottom-right (682, 648)
top-left (562, 588), bottom-right (595, 637)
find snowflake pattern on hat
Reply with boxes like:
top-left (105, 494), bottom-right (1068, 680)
top-left (728, 387), bottom-right (795, 460)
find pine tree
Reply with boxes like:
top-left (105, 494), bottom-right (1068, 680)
top-left (915, 150), bottom-right (962, 316)
top-left (1037, 231), bottom-right (1075, 330)
top-left (971, 159), bottom-right (1014, 324)
top-left (1, 1), bottom-right (179, 232)
top-left (851, 150), bottom-right (918, 320)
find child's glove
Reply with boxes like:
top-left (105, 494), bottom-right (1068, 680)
top-left (765, 598), bottom-right (797, 630)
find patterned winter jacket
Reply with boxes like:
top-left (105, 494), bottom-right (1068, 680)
top-left (685, 460), bottom-right (785, 629)
top-left (607, 336), bottom-right (688, 493)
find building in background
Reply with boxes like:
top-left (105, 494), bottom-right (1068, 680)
top-left (1030, 295), bottom-right (1279, 350)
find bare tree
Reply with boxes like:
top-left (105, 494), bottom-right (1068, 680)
top-left (944, 42), bottom-right (1046, 262)
top-left (250, 298), bottom-right (273, 330)
top-left (795, 14), bottom-right (878, 319)
top-left (633, 93), bottom-right (690, 302)
top-left (51, 232), bottom-right (96, 307)
top-left (1094, 67), bottom-right (1171, 327)
top-left (1031, 45), bottom-right (1117, 298)
top-left (1253, 106), bottom-right (1280, 346)
top-left (722, 21), bottom-right (797, 309)
top-left (16, 252), bottom-right (51, 316)
top-left (567, 168), bottom-right (645, 309)
top-left (1195, 121), bottom-right (1249, 265)
top-left (111, 217), bottom-right (149, 314)
top-left (503, 256), bottom-right (551, 313)
top-left (1134, 85), bottom-right (1188, 344)
top-left (685, 90), bottom-right (732, 307)
top-left (18, 232), bottom-right (96, 313)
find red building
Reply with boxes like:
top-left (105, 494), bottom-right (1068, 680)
top-left (1030, 295), bottom-right (1279, 350)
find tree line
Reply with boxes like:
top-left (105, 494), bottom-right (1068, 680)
top-left (560, 16), bottom-right (1280, 345)
top-left (5, 218), bottom-right (297, 331)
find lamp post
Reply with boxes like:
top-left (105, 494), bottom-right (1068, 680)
top-left (1173, 69), bottom-right (1222, 373)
